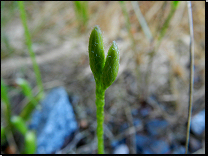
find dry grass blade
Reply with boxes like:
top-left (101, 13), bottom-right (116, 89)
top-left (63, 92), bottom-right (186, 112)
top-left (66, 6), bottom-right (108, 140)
top-left (185, 1), bottom-right (195, 154)
top-left (131, 1), bottom-right (153, 42)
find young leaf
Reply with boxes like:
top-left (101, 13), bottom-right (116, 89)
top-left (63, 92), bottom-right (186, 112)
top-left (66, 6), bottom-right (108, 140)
top-left (1, 79), bottom-right (12, 127)
top-left (16, 78), bottom-right (38, 107)
top-left (11, 116), bottom-right (28, 135)
top-left (171, 1), bottom-right (180, 10)
top-left (1, 126), bottom-right (6, 144)
top-left (89, 26), bottom-right (105, 83)
top-left (102, 41), bottom-right (119, 90)
top-left (1, 79), bottom-right (10, 106)
top-left (24, 131), bottom-right (36, 154)
top-left (16, 78), bottom-right (33, 98)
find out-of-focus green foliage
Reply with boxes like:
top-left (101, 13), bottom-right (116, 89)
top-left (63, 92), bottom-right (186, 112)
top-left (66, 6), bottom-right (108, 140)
top-left (158, 1), bottom-right (180, 41)
top-left (16, 78), bottom-right (38, 106)
top-left (171, 1), bottom-right (180, 10)
top-left (74, 1), bottom-right (89, 30)
top-left (1, 79), bottom-right (12, 127)
top-left (1, 79), bottom-right (10, 106)
top-left (1, 126), bottom-right (6, 144)
top-left (11, 116), bottom-right (28, 135)
top-left (16, 78), bottom-right (40, 121)
top-left (24, 131), bottom-right (36, 154)
top-left (18, 1), bottom-right (44, 99)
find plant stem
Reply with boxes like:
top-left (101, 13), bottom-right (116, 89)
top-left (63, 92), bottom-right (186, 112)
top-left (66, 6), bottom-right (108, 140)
top-left (1, 79), bottom-right (12, 130)
top-left (95, 85), bottom-right (105, 154)
top-left (18, 1), bottom-right (44, 99)
top-left (185, 1), bottom-right (194, 154)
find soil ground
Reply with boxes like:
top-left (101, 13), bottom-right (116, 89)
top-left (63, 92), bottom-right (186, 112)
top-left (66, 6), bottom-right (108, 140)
top-left (1, 1), bottom-right (205, 154)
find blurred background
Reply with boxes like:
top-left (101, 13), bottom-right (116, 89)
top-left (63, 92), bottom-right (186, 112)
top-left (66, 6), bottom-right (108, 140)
top-left (1, 1), bottom-right (205, 154)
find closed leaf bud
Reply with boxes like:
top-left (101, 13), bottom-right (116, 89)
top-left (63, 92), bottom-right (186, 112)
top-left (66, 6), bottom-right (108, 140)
top-left (88, 26), bottom-right (105, 83)
top-left (102, 41), bottom-right (119, 90)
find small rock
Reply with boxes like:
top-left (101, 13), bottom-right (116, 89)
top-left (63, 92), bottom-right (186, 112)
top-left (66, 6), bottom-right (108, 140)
top-left (191, 109), bottom-right (205, 136)
top-left (146, 119), bottom-right (168, 136)
top-left (30, 87), bottom-right (78, 154)
top-left (111, 138), bottom-right (126, 149)
top-left (149, 139), bottom-right (170, 154)
top-left (140, 107), bottom-right (151, 117)
top-left (189, 136), bottom-right (202, 153)
top-left (136, 134), bottom-right (170, 154)
top-left (131, 108), bottom-right (139, 116)
top-left (133, 119), bottom-right (142, 127)
top-left (79, 119), bottom-right (88, 129)
top-left (172, 145), bottom-right (185, 154)
top-left (120, 123), bottom-right (128, 132)
top-left (113, 144), bottom-right (129, 154)
top-left (136, 134), bottom-right (151, 154)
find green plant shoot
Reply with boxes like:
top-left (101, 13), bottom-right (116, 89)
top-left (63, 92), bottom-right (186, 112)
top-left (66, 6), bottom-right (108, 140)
top-left (89, 26), bottom-right (120, 154)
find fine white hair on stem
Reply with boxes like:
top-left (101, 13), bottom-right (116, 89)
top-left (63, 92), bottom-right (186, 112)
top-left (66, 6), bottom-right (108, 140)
top-left (185, 1), bottom-right (195, 154)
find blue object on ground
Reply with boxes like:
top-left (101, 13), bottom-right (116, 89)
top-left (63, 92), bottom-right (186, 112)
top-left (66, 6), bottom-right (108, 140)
top-left (146, 119), bottom-right (168, 136)
top-left (111, 138), bottom-right (126, 149)
top-left (131, 108), bottom-right (139, 116)
top-left (29, 87), bottom-right (78, 154)
top-left (133, 118), bottom-right (142, 126)
top-left (172, 145), bottom-right (186, 154)
top-left (113, 144), bottom-right (129, 154)
top-left (149, 139), bottom-right (170, 154)
top-left (136, 134), bottom-right (151, 153)
top-left (136, 134), bottom-right (170, 154)
top-left (191, 109), bottom-right (205, 136)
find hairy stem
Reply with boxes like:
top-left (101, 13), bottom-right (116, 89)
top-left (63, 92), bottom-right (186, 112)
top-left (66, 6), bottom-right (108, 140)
top-left (95, 86), bottom-right (105, 154)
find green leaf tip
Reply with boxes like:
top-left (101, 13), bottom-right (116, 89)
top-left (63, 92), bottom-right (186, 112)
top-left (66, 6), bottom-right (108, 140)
top-left (171, 1), bottom-right (180, 10)
top-left (102, 41), bottom-right (119, 90)
top-left (25, 131), bottom-right (36, 154)
top-left (16, 78), bottom-right (33, 98)
top-left (11, 116), bottom-right (28, 135)
top-left (89, 25), bottom-right (105, 83)
top-left (88, 26), bottom-right (120, 90)
top-left (1, 78), bottom-right (10, 106)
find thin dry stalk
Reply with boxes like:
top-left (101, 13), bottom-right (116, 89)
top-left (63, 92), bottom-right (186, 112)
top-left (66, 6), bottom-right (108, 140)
top-left (131, 1), bottom-right (153, 42)
top-left (185, 1), bottom-right (194, 154)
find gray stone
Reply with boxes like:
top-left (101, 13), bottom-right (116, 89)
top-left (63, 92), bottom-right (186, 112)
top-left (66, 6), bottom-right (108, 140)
top-left (113, 144), bottom-right (129, 154)
top-left (29, 87), bottom-right (77, 154)
top-left (136, 134), bottom-right (170, 154)
top-left (146, 119), bottom-right (168, 136)
top-left (172, 145), bottom-right (186, 154)
top-left (136, 134), bottom-right (151, 153)
top-left (191, 109), bottom-right (205, 136)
